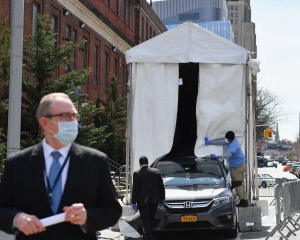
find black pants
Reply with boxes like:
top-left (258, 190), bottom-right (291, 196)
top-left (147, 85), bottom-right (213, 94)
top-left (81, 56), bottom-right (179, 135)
top-left (139, 204), bottom-right (158, 240)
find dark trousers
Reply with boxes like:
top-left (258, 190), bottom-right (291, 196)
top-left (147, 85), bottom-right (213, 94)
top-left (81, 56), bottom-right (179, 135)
top-left (139, 204), bottom-right (158, 240)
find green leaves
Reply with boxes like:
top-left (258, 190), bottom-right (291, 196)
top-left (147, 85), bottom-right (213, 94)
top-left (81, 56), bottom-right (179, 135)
top-left (21, 14), bottom-right (107, 148)
top-left (94, 75), bottom-right (127, 164)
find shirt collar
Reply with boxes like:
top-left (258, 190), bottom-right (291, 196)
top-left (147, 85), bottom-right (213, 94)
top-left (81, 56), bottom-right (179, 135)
top-left (42, 138), bottom-right (71, 159)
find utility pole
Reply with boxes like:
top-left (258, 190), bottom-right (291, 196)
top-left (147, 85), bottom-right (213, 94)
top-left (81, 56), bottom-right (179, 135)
top-left (6, 0), bottom-right (24, 157)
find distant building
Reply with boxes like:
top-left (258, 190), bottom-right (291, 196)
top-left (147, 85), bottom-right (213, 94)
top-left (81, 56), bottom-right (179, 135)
top-left (226, 0), bottom-right (257, 57)
top-left (152, 0), bottom-right (234, 41)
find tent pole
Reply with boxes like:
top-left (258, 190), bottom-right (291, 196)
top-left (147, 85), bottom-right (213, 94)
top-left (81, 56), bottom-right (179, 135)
top-left (125, 64), bottom-right (132, 205)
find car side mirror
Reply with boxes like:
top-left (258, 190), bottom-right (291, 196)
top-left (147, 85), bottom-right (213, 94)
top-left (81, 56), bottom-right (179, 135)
top-left (231, 179), bottom-right (242, 189)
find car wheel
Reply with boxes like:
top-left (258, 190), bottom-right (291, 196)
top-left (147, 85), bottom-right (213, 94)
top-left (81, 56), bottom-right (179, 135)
top-left (262, 181), bottom-right (267, 188)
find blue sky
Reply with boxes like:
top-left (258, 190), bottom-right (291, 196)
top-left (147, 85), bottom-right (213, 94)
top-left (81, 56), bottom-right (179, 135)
top-left (251, 0), bottom-right (300, 141)
top-left (147, 0), bottom-right (300, 141)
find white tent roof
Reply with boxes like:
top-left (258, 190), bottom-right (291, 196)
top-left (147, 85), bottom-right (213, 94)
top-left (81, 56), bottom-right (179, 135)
top-left (126, 22), bottom-right (248, 64)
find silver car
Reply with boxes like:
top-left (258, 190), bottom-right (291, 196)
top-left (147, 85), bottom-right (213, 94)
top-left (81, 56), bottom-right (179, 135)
top-left (151, 155), bottom-right (242, 238)
top-left (258, 173), bottom-right (276, 188)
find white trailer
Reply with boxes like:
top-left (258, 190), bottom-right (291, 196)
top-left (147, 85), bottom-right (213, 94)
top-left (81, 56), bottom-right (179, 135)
top-left (124, 22), bottom-right (260, 203)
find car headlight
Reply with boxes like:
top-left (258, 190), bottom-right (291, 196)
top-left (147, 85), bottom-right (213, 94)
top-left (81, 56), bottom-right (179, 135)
top-left (212, 196), bottom-right (232, 208)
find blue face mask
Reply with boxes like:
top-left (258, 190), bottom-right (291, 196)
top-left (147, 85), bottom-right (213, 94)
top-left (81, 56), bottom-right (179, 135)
top-left (225, 138), bottom-right (229, 144)
top-left (49, 120), bottom-right (78, 145)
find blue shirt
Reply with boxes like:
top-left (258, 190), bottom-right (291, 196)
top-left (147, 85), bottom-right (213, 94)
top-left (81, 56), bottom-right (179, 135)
top-left (227, 139), bottom-right (245, 168)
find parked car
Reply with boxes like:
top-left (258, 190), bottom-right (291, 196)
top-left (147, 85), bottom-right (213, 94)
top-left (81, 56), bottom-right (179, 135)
top-left (257, 156), bottom-right (265, 168)
top-left (267, 161), bottom-right (274, 167)
top-left (295, 167), bottom-right (300, 178)
top-left (290, 162), bottom-right (300, 174)
top-left (282, 160), bottom-right (287, 166)
top-left (287, 161), bottom-right (293, 167)
top-left (151, 150), bottom-right (241, 238)
top-left (258, 174), bottom-right (276, 188)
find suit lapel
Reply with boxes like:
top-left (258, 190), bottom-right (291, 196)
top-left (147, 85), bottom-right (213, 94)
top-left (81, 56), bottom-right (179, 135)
top-left (58, 143), bottom-right (84, 213)
top-left (29, 143), bottom-right (53, 215)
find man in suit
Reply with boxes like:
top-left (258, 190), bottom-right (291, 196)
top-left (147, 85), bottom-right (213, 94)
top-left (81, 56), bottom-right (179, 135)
top-left (0, 93), bottom-right (122, 240)
top-left (131, 156), bottom-right (165, 240)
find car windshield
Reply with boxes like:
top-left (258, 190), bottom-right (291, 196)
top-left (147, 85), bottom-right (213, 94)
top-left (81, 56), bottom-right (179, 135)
top-left (155, 160), bottom-right (225, 186)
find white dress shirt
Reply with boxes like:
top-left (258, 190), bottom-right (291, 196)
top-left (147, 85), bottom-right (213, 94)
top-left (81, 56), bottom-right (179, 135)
top-left (42, 139), bottom-right (71, 192)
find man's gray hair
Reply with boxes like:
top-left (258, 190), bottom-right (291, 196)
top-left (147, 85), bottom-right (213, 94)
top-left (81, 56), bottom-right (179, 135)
top-left (37, 93), bottom-right (71, 120)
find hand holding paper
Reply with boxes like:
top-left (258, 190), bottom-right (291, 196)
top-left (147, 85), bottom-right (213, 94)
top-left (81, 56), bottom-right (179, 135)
top-left (40, 213), bottom-right (66, 227)
top-left (64, 203), bottom-right (87, 226)
top-left (15, 212), bottom-right (46, 236)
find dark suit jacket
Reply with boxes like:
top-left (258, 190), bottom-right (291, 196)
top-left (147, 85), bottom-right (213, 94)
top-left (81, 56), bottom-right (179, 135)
top-left (131, 166), bottom-right (165, 207)
top-left (0, 142), bottom-right (122, 240)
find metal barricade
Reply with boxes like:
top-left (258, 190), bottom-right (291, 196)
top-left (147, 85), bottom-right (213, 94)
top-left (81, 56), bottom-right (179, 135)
top-left (266, 180), bottom-right (300, 239)
top-left (255, 177), bottom-right (276, 197)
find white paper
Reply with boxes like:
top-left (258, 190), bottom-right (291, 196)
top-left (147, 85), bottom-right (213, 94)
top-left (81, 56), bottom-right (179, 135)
top-left (40, 213), bottom-right (66, 227)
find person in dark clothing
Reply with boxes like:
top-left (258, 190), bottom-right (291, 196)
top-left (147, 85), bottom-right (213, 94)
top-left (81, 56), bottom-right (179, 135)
top-left (0, 93), bottom-right (121, 240)
top-left (131, 156), bottom-right (165, 240)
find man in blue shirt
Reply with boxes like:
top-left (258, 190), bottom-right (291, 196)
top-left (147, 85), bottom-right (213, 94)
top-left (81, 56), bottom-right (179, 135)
top-left (205, 131), bottom-right (248, 207)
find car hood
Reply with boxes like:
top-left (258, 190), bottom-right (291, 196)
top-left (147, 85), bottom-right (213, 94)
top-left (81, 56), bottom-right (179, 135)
top-left (164, 184), bottom-right (227, 201)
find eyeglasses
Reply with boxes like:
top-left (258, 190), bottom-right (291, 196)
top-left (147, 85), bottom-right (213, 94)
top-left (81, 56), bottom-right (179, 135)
top-left (45, 113), bottom-right (81, 121)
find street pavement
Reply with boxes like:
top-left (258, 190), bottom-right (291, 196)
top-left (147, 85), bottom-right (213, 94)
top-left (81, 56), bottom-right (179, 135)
top-left (98, 164), bottom-right (299, 240)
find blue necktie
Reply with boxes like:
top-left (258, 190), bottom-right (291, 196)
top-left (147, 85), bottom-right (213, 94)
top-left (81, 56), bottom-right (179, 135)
top-left (49, 151), bottom-right (62, 214)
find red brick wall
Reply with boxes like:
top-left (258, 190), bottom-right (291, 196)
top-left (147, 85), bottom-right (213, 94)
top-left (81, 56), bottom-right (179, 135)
top-left (0, 0), bottom-right (166, 104)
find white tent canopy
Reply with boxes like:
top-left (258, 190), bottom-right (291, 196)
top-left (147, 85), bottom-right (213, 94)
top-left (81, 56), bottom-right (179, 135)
top-left (126, 22), bottom-right (251, 173)
top-left (126, 22), bottom-right (248, 64)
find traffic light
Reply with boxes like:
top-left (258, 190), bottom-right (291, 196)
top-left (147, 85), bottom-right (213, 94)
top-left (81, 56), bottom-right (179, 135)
top-left (268, 129), bottom-right (272, 138)
top-left (264, 129), bottom-right (268, 138)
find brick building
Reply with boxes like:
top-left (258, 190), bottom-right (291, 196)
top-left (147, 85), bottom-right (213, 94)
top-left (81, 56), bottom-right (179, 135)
top-left (0, 0), bottom-right (166, 105)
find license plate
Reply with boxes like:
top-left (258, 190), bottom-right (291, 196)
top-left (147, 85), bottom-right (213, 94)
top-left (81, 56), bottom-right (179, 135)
top-left (181, 215), bottom-right (197, 222)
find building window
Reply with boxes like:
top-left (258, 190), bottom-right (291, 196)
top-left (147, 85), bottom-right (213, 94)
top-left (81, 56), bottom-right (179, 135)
top-left (127, 1), bottom-right (130, 26)
top-left (116, 0), bottom-right (119, 16)
top-left (65, 25), bottom-right (71, 71)
top-left (235, 12), bottom-right (238, 17)
top-left (83, 38), bottom-right (87, 69)
top-left (122, 64), bottom-right (126, 97)
top-left (114, 58), bottom-right (118, 77)
top-left (234, 37), bottom-right (237, 43)
top-left (51, 16), bottom-right (57, 46)
top-left (104, 52), bottom-right (109, 88)
top-left (235, 6), bottom-right (238, 10)
top-left (94, 45), bottom-right (98, 85)
top-left (231, 12), bottom-right (233, 17)
top-left (235, 19), bottom-right (238, 24)
top-left (230, 19), bottom-right (233, 24)
top-left (71, 30), bottom-right (77, 71)
top-left (142, 17), bottom-right (144, 41)
top-left (146, 22), bottom-right (148, 40)
top-left (123, 0), bottom-right (126, 22)
top-left (107, 0), bottom-right (110, 6)
top-left (234, 30), bottom-right (238, 35)
top-left (231, 6), bottom-right (233, 11)
top-left (150, 27), bottom-right (152, 39)
top-left (33, 3), bottom-right (40, 34)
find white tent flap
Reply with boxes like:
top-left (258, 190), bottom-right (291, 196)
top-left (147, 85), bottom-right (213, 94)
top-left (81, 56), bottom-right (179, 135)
top-left (195, 64), bottom-right (246, 157)
top-left (131, 63), bottom-right (179, 171)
